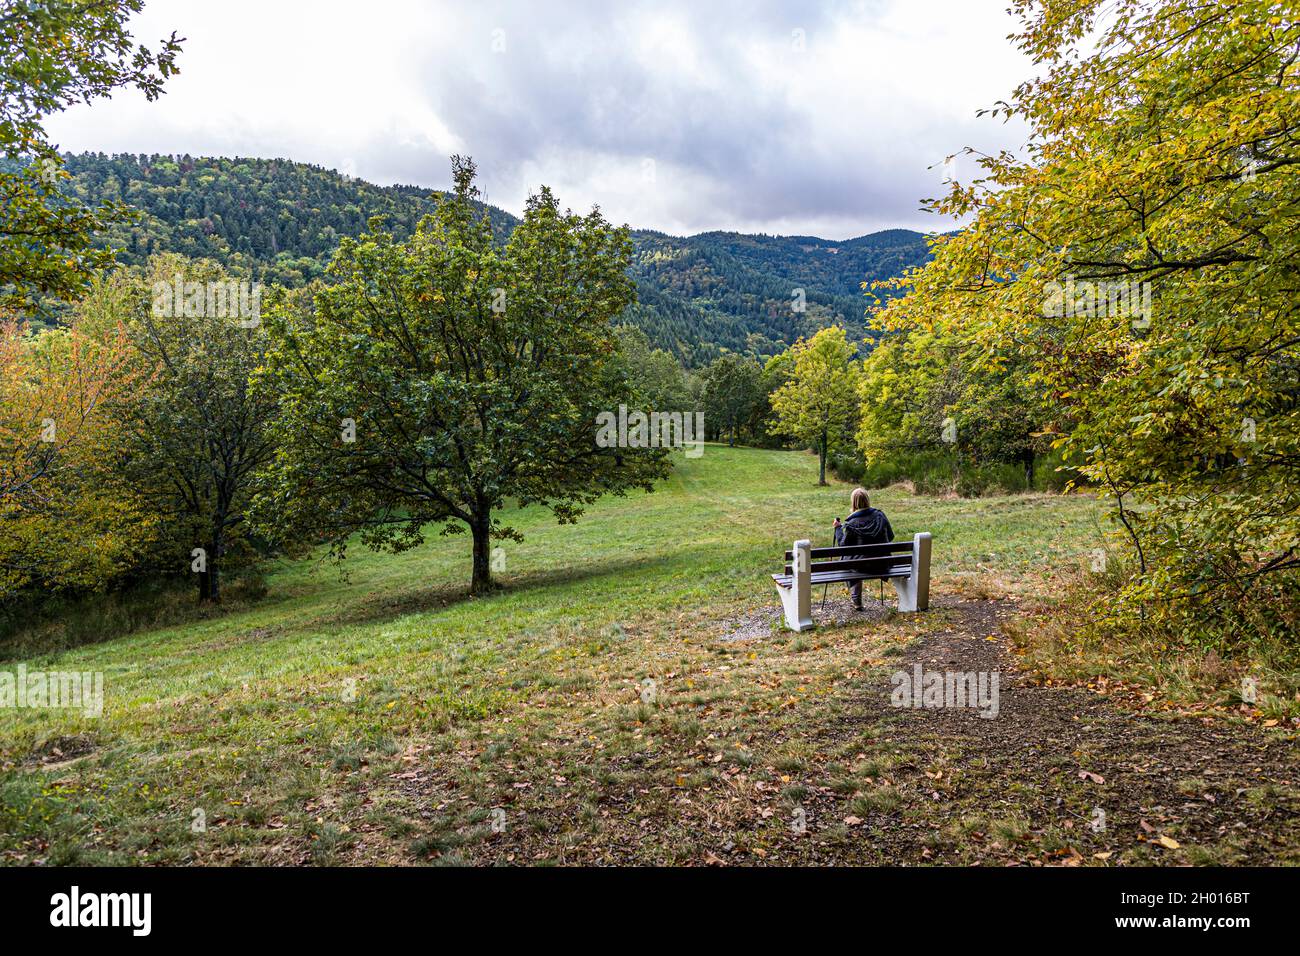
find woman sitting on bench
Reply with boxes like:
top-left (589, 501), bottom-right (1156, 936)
top-left (833, 487), bottom-right (894, 610)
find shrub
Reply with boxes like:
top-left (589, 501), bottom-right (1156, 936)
top-left (833, 447), bottom-right (1077, 498)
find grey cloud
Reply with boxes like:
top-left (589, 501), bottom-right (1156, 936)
top-left (401, 0), bottom-right (1005, 236)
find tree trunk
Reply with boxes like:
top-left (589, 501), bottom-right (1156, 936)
top-left (818, 432), bottom-right (828, 485)
top-left (208, 547), bottom-right (220, 603)
top-left (470, 512), bottom-right (493, 594)
top-left (198, 536), bottom-right (221, 604)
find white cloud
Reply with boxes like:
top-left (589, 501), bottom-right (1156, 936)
top-left (48, 0), bottom-right (1033, 239)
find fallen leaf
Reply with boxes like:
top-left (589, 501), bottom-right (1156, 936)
top-left (1157, 835), bottom-right (1181, 850)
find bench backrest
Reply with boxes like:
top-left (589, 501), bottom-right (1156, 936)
top-left (782, 540), bottom-right (915, 576)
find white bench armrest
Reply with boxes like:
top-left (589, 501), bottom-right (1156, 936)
top-left (890, 532), bottom-right (931, 612)
top-left (775, 538), bottom-right (814, 631)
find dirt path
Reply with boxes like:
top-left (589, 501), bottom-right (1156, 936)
top-left (359, 597), bottom-right (1298, 866)
top-left (821, 599), bottom-right (1299, 865)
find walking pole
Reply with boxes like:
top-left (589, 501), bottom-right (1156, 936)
top-left (821, 523), bottom-right (833, 609)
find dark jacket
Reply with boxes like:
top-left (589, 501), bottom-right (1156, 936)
top-left (834, 507), bottom-right (894, 547)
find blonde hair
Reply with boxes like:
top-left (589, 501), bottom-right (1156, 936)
top-left (850, 487), bottom-right (870, 512)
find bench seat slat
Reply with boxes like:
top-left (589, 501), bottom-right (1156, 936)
top-left (783, 541), bottom-right (914, 561)
top-left (783, 559), bottom-right (914, 575)
top-left (772, 566), bottom-right (913, 588)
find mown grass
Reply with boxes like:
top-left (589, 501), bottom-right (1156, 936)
top-left (0, 444), bottom-right (1110, 865)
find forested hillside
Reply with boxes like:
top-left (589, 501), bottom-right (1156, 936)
top-left (63, 153), bottom-right (930, 362)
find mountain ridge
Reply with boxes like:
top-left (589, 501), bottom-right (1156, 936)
top-left (64, 153), bottom-right (932, 363)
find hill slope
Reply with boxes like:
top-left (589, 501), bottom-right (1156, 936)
top-left (4, 446), bottom-right (1290, 867)
top-left (0, 445), bottom-right (1101, 864)
top-left (64, 153), bottom-right (931, 362)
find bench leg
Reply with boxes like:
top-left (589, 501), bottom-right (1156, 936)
top-left (892, 532), bottom-right (931, 613)
top-left (891, 576), bottom-right (915, 613)
top-left (777, 538), bottom-right (814, 631)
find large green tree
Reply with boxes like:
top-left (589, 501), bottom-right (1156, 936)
top-left (101, 255), bottom-right (276, 603)
top-left (702, 352), bottom-right (762, 446)
top-left (612, 324), bottom-right (694, 412)
top-left (879, 0), bottom-right (1300, 644)
top-left (857, 321), bottom-right (1052, 484)
top-left (769, 326), bottom-right (861, 485)
top-left (258, 158), bottom-right (670, 594)
top-left (0, 0), bottom-right (181, 309)
top-left (0, 307), bottom-right (148, 598)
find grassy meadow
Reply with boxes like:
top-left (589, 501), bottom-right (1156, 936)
top-left (0, 444), bottom-right (1192, 865)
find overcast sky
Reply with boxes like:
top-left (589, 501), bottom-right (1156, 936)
top-left (49, 0), bottom-right (1033, 240)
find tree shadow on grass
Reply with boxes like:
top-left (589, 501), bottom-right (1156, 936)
top-left (326, 548), bottom-right (703, 631)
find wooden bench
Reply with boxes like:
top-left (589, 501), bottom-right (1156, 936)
top-left (772, 534), bottom-right (931, 631)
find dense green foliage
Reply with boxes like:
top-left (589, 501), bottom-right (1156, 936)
top-left (627, 228), bottom-right (929, 363)
top-left (0, 1), bottom-right (180, 310)
top-left (851, 319), bottom-right (1065, 495)
top-left (611, 326), bottom-right (697, 414)
top-left (0, 307), bottom-right (149, 597)
top-left (876, 0), bottom-right (1300, 652)
top-left (63, 153), bottom-right (515, 289)
top-left (1, 164), bottom-right (684, 605)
